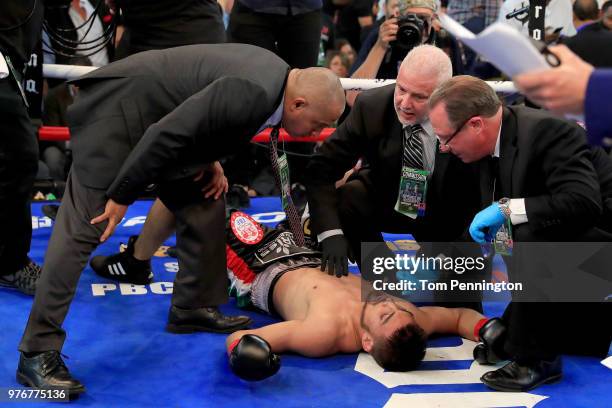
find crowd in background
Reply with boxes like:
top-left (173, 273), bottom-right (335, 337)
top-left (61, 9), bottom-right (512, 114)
top-left (35, 0), bottom-right (612, 203)
top-left (3, 0), bottom-right (612, 278)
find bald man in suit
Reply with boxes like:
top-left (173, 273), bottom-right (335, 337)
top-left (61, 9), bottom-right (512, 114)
top-left (17, 43), bottom-right (345, 395)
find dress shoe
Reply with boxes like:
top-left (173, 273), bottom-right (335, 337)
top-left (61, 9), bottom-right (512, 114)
top-left (481, 357), bottom-right (562, 392)
top-left (166, 305), bottom-right (252, 334)
top-left (17, 351), bottom-right (85, 396)
top-left (90, 235), bottom-right (153, 285)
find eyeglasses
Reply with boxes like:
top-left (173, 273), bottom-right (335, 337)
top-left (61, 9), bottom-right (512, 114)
top-left (439, 116), bottom-right (474, 150)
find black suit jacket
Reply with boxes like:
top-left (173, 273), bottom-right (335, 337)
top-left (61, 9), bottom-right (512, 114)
top-left (305, 84), bottom-right (481, 242)
top-left (67, 44), bottom-right (289, 204)
top-left (562, 23), bottom-right (612, 67)
top-left (477, 106), bottom-right (602, 240)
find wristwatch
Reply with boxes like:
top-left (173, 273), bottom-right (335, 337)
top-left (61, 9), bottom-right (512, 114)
top-left (498, 198), bottom-right (512, 219)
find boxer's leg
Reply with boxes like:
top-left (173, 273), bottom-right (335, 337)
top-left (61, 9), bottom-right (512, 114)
top-left (133, 199), bottom-right (176, 260)
top-left (90, 198), bottom-right (175, 283)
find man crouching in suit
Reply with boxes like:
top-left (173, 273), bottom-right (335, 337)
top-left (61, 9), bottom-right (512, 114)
top-left (304, 45), bottom-right (485, 309)
top-left (17, 43), bottom-right (346, 396)
top-left (428, 75), bottom-right (612, 392)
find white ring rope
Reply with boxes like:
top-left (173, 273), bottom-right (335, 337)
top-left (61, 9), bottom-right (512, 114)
top-left (43, 64), bottom-right (518, 94)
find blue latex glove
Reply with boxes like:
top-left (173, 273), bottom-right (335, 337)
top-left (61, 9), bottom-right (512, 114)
top-left (469, 203), bottom-right (506, 244)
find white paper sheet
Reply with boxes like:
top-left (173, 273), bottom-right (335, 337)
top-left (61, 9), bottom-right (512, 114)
top-left (439, 14), bottom-right (550, 77)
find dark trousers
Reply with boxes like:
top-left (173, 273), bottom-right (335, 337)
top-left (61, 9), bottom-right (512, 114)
top-left (227, 3), bottom-right (322, 187)
top-left (0, 79), bottom-right (38, 274)
top-left (115, 0), bottom-right (226, 59)
top-left (501, 225), bottom-right (612, 362)
top-left (19, 170), bottom-right (228, 352)
top-left (336, 177), bottom-right (421, 264)
top-left (336, 175), bottom-right (484, 312)
top-left (503, 302), bottom-right (612, 362)
top-left (228, 3), bottom-right (322, 69)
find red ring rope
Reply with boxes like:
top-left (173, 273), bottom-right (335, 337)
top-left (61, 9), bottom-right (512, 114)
top-left (38, 126), bottom-right (334, 143)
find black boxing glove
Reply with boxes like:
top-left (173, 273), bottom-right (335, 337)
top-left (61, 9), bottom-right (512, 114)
top-left (229, 334), bottom-right (280, 381)
top-left (473, 318), bottom-right (509, 365)
top-left (320, 235), bottom-right (352, 278)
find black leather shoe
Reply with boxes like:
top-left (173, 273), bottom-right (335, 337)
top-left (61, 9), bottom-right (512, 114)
top-left (17, 351), bottom-right (85, 397)
top-left (481, 357), bottom-right (562, 392)
top-left (90, 235), bottom-right (153, 285)
top-left (166, 305), bottom-right (252, 334)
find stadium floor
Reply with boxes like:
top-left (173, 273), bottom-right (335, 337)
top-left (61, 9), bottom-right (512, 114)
top-left (0, 198), bottom-right (610, 407)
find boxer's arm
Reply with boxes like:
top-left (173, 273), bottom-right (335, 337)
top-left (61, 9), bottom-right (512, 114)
top-left (226, 319), bottom-right (339, 357)
top-left (418, 306), bottom-right (485, 342)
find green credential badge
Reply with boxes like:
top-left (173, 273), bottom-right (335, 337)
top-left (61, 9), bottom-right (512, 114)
top-left (278, 153), bottom-right (291, 210)
top-left (395, 166), bottom-right (430, 219)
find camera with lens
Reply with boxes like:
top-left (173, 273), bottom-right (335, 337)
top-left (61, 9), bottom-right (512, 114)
top-left (394, 13), bottom-right (428, 51)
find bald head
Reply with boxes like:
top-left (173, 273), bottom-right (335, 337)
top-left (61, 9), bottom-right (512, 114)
top-left (573, 0), bottom-right (599, 22)
top-left (399, 44), bottom-right (453, 86)
top-left (292, 67), bottom-right (346, 109)
top-left (282, 68), bottom-right (346, 136)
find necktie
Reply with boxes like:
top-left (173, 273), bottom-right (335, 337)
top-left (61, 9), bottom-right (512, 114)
top-left (403, 124), bottom-right (424, 170)
top-left (269, 127), bottom-right (305, 246)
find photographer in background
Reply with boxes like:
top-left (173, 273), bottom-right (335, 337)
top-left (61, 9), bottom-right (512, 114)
top-left (347, 0), bottom-right (437, 105)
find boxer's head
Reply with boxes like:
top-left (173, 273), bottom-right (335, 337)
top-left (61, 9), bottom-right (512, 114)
top-left (394, 44), bottom-right (451, 126)
top-left (360, 292), bottom-right (426, 371)
top-left (429, 75), bottom-right (502, 163)
top-left (282, 68), bottom-right (346, 137)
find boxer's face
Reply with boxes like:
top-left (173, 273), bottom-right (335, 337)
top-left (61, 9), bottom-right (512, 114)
top-left (360, 294), bottom-right (416, 351)
top-left (394, 69), bottom-right (438, 125)
top-left (283, 98), bottom-right (344, 137)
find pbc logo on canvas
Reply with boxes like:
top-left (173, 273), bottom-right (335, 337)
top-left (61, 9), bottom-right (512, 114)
top-left (32, 216), bottom-right (53, 230)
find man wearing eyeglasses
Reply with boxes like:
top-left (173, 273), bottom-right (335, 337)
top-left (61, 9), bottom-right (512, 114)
top-left (428, 75), bottom-right (612, 392)
top-left (305, 45), bottom-right (485, 310)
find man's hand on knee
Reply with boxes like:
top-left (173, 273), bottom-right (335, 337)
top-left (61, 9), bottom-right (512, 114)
top-left (90, 199), bottom-right (128, 242)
